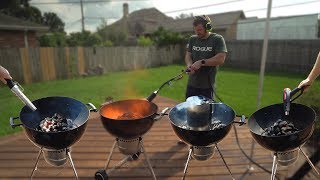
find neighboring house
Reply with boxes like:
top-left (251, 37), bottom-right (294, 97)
top-left (163, 11), bottom-right (246, 40)
top-left (0, 13), bottom-right (48, 48)
top-left (106, 3), bottom-right (173, 42)
top-left (237, 13), bottom-right (319, 40)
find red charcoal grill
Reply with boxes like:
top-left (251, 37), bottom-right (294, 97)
top-left (168, 96), bottom-right (245, 180)
top-left (95, 72), bottom-right (184, 180)
top-left (248, 87), bottom-right (320, 180)
top-left (10, 96), bottom-right (97, 179)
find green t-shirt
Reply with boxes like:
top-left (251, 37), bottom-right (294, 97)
top-left (187, 33), bottom-right (227, 89)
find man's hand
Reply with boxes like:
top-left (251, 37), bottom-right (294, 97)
top-left (298, 78), bottom-right (312, 92)
top-left (190, 60), bottom-right (203, 71)
top-left (0, 66), bottom-right (12, 84)
top-left (186, 66), bottom-right (195, 75)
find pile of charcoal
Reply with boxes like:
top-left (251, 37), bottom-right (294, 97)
top-left (261, 119), bottom-right (299, 136)
top-left (117, 112), bottom-right (143, 120)
top-left (210, 120), bottom-right (226, 130)
top-left (38, 113), bottom-right (74, 132)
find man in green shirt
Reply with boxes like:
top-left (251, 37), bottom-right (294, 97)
top-left (185, 15), bottom-right (227, 100)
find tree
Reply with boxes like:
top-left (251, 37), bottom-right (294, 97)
top-left (96, 19), bottom-right (108, 41)
top-left (152, 27), bottom-right (186, 46)
top-left (39, 32), bottom-right (67, 47)
top-left (0, 0), bottom-right (42, 24)
top-left (66, 31), bottom-right (102, 47)
top-left (137, 36), bottom-right (154, 46)
top-left (175, 13), bottom-right (193, 19)
top-left (42, 12), bottom-right (65, 32)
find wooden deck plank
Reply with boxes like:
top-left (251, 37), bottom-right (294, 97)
top-left (0, 96), bottom-right (317, 179)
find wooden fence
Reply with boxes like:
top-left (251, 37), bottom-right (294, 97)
top-left (1, 40), bottom-right (319, 84)
top-left (0, 45), bottom-right (183, 84)
top-left (225, 40), bottom-right (320, 73)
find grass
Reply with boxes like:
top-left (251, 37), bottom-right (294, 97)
top-left (0, 65), bottom-right (319, 137)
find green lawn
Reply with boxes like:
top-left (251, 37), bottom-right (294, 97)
top-left (0, 65), bottom-right (319, 136)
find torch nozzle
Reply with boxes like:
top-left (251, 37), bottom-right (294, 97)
top-left (283, 88), bottom-right (291, 116)
top-left (11, 85), bottom-right (37, 111)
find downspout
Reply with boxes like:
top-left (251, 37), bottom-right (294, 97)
top-left (24, 28), bottom-right (29, 48)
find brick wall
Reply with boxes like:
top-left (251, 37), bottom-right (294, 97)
top-left (0, 30), bottom-right (38, 48)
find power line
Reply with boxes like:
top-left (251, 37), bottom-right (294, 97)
top-left (163, 0), bottom-right (244, 14)
top-left (65, 19), bottom-right (82, 27)
top-left (245, 0), bottom-right (320, 13)
top-left (80, 0), bottom-right (320, 22)
top-left (37, 0), bottom-right (319, 32)
top-left (83, 0), bottom-right (320, 30)
top-left (30, 0), bottom-right (150, 5)
top-left (86, 16), bottom-right (119, 19)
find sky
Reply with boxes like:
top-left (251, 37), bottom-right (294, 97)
top-left (30, 0), bottom-right (320, 33)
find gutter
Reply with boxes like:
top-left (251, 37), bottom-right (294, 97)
top-left (0, 24), bottom-right (49, 32)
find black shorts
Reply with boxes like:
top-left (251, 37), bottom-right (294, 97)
top-left (186, 85), bottom-right (214, 100)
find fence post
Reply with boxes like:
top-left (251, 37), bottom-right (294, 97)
top-left (20, 48), bottom-right (32, 84)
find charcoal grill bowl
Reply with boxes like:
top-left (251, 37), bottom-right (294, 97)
top-left (13, 96), bottom-right (94, 150)
top-left (248, 103), bottom-right (315, 152)
top-left (99, 99), bottom-right (158, 139)
top-left (169, 101), bottom-right (236, 146)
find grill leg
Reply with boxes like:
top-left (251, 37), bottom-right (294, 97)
top-left (30, 147), bottom-right (43, 179)
top-left (141, 143), bottom-right (157, 180)
top-left (106, 155), bottom-right (132, 174)
top-left (299, 147), bottom-right (320, 175)
top-left (216, 144), bottom-right (235, 180)
top-left (104, 140), bottom-right (117, 170)
top-left (67, 149), bottom-right (78, 180)
top-left (182, 147), bottom-right (193, 180)
top-left (271, 153), bottom-right (278, 180)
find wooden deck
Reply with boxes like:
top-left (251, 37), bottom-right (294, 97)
top-left (0, 96), bottom-right (318, 179)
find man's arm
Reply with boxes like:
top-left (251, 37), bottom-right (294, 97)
top-left (306, 51), bottom-right (320, 82)
top-left (190, 52), bottom-right (226, 71)
top-left (202, 52), bottom-right (226, 66)
top-left (298, 51), bottom-right (320, 91)
top-left (185, 51), bottom-right (193, 67)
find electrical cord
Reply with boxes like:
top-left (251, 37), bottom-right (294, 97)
top-left (232, 124), bottom-right (280, 180)
top-left (208, 70), bottom-right (280, 179)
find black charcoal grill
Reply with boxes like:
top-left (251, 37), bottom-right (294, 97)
top-left (10, 96), bottom-right (97, 179)
top-left (169, 96), bottom-right (245, 180)
top-left (248, 87), bottom-right (320, 180)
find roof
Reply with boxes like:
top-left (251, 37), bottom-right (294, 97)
top-left (107, 7), bottom-right (173, 35)
top-left (238, 13), bottom-right (319, 23)
top-left (0, 13), bottom-right (49, 32)
top-left (164, 10), bottom-right (246, 33)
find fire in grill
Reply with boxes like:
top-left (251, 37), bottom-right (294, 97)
top-left (117, 112), bottom-right (144, 120)
top-left (261, 119), bottom-right (299, 136)
top-left (97, 99), bottom-right (169, 180)
top-left (38, 113), bottom-right (76, 132)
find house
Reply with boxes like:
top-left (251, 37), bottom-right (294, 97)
top-left (163, 11), bottom-right (246, 40)
top-left (0, 13), bottom-right (48, 48)
top-left (237, 13), bottom-right (319, 40)
top-left (106, 3), bottom-right (173, 41)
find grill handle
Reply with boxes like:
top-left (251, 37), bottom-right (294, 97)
top-left (86, 103), bottom-right (97, 112)
top-left (154, 107), bottom-right (170, 121)
top-left (233, 115), bottom-right (246, 126)
top-left (290, 87), bottom-right (303, 103)
top-left (10, 117), bottom-right (22, 128)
